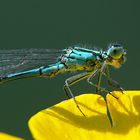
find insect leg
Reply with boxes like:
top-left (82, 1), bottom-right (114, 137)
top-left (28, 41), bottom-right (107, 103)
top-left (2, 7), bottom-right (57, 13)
top-left (87, 68), bottom-right (109, 93)
top-left (64, 72), bottom-right (92, 116)
top-left (87, 80), bottom-right (109, 93)
top-left (104, 95), bottom-right (113, 126)
top-left (96, 61), bottom-right (107, 93)
top-left (87, 66), bottom-right (113, 125)
top-left (96, 72), bottom-right (103, 93)
top-left (105, 66), bottom-right (124, 94)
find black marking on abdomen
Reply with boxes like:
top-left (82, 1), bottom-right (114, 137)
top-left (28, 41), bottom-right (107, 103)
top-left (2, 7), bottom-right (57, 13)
top-left (39, 68), bottom-right (42, 75)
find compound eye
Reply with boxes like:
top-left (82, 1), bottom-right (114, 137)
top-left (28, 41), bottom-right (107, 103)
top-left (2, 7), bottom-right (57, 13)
top-left (113, 49), bottom-right (117, 54)
top-left (107, 46), bottom-right (124, 59)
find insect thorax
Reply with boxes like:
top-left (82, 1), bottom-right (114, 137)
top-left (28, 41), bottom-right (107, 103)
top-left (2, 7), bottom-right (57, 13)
top-left (59, 47), bottom-right (103, 72)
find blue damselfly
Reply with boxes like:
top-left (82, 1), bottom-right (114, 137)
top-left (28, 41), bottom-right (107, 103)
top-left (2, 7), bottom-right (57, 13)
top-left (0, 43), bottom-right (126, 124)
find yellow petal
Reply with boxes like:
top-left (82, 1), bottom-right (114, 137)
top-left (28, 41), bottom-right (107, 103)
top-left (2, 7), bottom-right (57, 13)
top-left (0, 132), bottom-right (24, 140)
top-left (28, 91), bottom-right (140, 140)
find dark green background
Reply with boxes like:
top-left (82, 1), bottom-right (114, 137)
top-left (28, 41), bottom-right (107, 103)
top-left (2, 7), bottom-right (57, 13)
top-left (0, 0), bottom-right (139, 139)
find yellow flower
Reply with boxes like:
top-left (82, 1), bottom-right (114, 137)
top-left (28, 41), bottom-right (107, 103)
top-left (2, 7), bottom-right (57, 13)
top-left (28, 91), bottom-right (140, 140)
top-left (0, 91), bottom-right (140, 140)
top-left (0, 132), bottom-right (24, 140)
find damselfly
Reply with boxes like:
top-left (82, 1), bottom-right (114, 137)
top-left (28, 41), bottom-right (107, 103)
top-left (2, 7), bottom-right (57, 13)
top-left (0, 43), bottom-right (126, 123)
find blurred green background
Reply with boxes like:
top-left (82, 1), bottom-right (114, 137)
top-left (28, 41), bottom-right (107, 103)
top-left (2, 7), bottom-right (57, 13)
top-left (0, 0), bottom-right (139, 139)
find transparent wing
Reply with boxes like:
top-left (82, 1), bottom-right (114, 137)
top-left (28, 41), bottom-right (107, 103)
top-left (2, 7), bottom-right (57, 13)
top-left (0, 48), bottom-right (63, 77)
